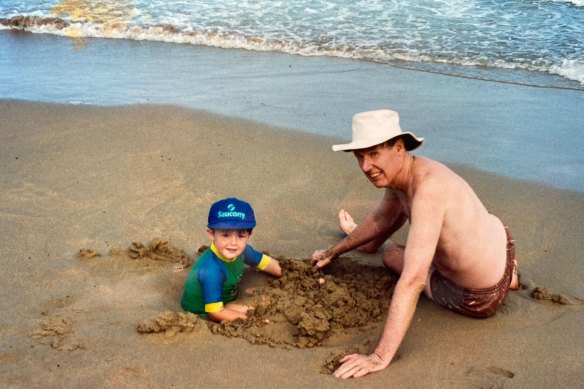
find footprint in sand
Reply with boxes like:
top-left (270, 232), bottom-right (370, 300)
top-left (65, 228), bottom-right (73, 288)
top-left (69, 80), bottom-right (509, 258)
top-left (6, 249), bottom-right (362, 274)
top-left (464, 365), bottom-right (515, 388)
top-left (486, 366), bottom-right (515, 378)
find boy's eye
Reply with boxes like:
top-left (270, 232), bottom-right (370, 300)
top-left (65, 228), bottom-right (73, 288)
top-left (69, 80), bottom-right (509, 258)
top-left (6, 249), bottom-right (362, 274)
top-left (238, 233), bottom-right (247, 239)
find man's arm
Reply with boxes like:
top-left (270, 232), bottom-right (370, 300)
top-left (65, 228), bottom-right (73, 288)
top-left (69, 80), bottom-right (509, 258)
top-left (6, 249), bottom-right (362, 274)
top-left (334, 180), bottom-right (445, 378)
top-left (334, 278), bottom-right (425, 378)
top-left (312, 189), bottom-right (404, 269)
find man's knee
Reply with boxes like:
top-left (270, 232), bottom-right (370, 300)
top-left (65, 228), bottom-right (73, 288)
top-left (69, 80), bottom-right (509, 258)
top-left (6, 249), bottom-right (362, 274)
top-left (382, 243), bottom-right (405, 273)
top-left (359, 245), bottom-right (380, 254)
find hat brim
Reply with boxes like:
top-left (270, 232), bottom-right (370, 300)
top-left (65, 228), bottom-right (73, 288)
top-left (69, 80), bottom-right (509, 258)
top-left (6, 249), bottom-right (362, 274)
top-left (332, 133), bottom-right (424, 152)
top-left (208, 221), bottom-right (256, 230)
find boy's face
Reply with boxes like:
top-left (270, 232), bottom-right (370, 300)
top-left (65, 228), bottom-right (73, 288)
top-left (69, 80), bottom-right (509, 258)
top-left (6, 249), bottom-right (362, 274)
top-left (206, 228), bottom-right (251, 260)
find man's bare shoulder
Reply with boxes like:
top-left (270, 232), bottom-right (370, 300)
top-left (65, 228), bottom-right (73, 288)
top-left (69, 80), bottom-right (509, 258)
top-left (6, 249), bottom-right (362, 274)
top-left (411, 157), bottom-right (485, 222)
top-left (413, 156), bottom-right (454, 173)
top-left (411, 157), bottom-right (460, 192)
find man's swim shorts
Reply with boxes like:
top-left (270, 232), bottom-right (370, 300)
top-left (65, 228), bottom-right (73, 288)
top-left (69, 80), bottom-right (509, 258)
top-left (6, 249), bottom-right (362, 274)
top-left (430, 226), bottom-right (516, 318)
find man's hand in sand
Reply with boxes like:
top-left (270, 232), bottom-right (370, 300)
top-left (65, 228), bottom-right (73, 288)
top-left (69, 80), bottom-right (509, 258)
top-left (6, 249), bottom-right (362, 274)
top-left (311, 209), bottom-right (358, 269)
top-left (311, 209), bottom-right (356, 269)
top-left (333, 352), bottom-right (389, 379)
top-left (310, 249), bottom-right (334, 269)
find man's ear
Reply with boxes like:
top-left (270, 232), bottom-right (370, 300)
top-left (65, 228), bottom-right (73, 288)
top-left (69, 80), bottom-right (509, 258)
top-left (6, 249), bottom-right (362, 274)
top-left (395, 138), bottom-right (405, 153)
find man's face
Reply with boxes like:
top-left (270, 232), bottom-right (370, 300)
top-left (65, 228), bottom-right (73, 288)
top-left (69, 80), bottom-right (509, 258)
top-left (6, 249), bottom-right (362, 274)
top-left (207, 229), bottom-right (251, 260)
top-left (353, 142), bottom-right (399, 188)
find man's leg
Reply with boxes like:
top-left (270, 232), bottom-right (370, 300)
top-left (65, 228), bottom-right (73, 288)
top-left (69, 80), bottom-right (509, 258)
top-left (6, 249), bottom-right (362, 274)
top-left (338, 206), bottom-right (408, 254)
top-left (380, 243), bottom-right (405, 273)
top-left (510, 261), bottom-right (519, 290)
top-left (381, 243), bottom-right (435, 299)
top-left (504, 226), bottom-right (520, 290)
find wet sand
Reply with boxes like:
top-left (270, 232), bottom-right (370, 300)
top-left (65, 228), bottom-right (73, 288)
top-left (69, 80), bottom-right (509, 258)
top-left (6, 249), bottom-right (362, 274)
top-left (0, 100), bottom-right (583, 388)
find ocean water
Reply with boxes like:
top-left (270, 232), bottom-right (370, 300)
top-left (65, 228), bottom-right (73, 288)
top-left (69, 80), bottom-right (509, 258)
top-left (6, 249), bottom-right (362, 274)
top-left (1, 0), bottom-right (584, 88)
top-left (0, 1), bottom-right (583, 192)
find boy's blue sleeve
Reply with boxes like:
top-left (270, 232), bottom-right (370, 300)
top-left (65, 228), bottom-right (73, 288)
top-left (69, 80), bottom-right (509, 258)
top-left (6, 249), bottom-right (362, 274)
top-left (198, 264), bottom-right (225, 312)
top-left (243, 245), bottom-right (271, 271)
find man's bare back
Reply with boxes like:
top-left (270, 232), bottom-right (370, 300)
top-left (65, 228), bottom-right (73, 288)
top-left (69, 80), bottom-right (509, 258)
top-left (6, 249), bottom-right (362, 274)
top-left (405, 156), bottom-right (509, 290)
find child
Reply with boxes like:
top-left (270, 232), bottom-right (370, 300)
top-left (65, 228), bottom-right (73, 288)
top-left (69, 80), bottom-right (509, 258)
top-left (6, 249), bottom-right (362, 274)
top-left (181, 197), bottom-right (282, 322)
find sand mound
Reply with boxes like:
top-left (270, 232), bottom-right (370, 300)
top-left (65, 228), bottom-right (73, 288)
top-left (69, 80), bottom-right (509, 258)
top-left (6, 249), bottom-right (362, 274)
top-left (80, 239), bottom-right (580, 354)
top-left (80, 238), bottom-right (194, 268)
top-left (125, 238), bottom-right (194, 267)
top-left (30, 314), bottom-right (86, 351)
top-left (137, 311), bottom-right (201, 337)
top-left (530, 286), bottom-right (571, 305)
top-left (238, 257), bottom-right (393, 348)
top-left (78, 248), bottom-right (101, 259)
top-left (143, 256), bottom-right (396, 349)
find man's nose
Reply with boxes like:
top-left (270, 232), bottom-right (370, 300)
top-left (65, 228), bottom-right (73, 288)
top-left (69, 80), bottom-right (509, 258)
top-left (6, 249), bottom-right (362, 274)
top-left (360, 156), bottom-right (372, 172)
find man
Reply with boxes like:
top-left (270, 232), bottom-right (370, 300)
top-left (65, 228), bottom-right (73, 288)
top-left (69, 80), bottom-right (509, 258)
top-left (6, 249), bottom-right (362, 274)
top-left (311, 109), bottom-right (519, 379)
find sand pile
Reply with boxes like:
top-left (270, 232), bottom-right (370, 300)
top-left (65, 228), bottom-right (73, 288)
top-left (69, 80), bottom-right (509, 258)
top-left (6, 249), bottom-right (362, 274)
top-left (137, 311), bottom-right (201, 337)
top-left (80, 238), bottom-right (194, 268)
top-left (77, 236), bottom-right (582, 377)
top-left (78, 238), bottom-right (396, 350)
top-left (126, 244), bottom-right (396, 349)
top-left (81, 238), bottom-right (580, 354)
top-left (208, 257), bottom-right (395, 348)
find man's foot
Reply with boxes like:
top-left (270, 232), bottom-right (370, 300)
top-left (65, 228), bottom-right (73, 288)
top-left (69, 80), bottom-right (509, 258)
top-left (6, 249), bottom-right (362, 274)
top-left (338, 209), bottom-right (384, 254)
top-left (510, 260), bottom-right (520, 290)
top-left (339, 209), bottom-right (357, 235)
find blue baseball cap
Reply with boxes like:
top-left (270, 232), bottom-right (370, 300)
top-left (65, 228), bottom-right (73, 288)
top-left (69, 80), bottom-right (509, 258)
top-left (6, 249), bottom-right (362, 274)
top-left (207, 197), bottom-right (256, 230)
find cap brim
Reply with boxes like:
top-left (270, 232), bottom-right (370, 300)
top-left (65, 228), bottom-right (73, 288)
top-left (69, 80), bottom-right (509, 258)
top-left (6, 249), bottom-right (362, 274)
top-left (208, 221), bottom-right (256, 230)
top-left (333, 133), bottom-right (424, 152)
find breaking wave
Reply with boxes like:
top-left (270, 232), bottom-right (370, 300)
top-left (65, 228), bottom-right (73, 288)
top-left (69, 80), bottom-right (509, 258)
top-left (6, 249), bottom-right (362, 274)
top-left (1, 14), bottom-right (583, 88)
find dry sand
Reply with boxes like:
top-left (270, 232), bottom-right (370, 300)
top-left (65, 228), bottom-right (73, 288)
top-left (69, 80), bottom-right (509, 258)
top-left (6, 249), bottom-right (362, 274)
top-left (1, 100), bottom-right (583, 388)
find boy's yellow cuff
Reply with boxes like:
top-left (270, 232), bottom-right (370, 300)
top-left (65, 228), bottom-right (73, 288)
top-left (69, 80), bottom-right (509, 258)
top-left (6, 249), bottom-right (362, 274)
top-left (205, 301), bottom-right (224, 313)
top-left (256, 255), bottom-right (271, 271)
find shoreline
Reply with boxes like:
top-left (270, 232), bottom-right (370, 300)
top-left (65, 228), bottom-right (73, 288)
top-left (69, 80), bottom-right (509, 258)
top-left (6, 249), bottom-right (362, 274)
top-left (1, 100), bottom-right (582, 388)
top-left (2, 30), bottom-right (584, 192)
top-left (3, 97), bottom-right (583, 197)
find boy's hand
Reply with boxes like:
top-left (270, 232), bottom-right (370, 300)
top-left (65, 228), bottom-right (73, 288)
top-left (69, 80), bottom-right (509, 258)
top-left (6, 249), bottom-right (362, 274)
top-left (227, 303), bottom-right (252, 314)
top-left (310, 249), bottom-right (334, 269)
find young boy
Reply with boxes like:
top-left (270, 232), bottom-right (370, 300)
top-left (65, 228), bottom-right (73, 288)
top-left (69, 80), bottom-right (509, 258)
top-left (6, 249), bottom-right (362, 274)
top-left (181, 197), bottom-right (282, 322)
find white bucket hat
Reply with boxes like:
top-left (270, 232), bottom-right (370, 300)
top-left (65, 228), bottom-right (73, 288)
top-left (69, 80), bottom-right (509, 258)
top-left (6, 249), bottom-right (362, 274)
top-left (332, 109), bottom-right (424, 152)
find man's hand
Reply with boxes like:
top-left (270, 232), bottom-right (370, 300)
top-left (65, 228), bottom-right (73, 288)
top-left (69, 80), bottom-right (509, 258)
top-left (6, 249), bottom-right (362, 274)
top-left (310, 249), bottom-right (333, 269)
top-left (333, 352), bottom-right (390, 379)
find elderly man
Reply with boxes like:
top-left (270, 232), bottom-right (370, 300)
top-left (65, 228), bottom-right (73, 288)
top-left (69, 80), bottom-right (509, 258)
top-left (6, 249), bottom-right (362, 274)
top-left (311, 109), bottom-right (519, 379)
